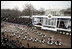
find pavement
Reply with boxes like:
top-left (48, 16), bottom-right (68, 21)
top-left (1, 22), bottom-right (71, 48)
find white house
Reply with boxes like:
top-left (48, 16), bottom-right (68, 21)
top-left (45, 9), bottom-right (62, 16)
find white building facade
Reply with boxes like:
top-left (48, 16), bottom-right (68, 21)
top-left (45, 9), bottom-right (62, 16)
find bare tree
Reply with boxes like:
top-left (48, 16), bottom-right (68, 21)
top-left (22, 4), bottom-right (35, 17)
top-left (1, 6), bottom-right (21, 18)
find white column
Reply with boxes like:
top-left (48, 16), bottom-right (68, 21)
top-left (43, 18), bottom-right (46, 26)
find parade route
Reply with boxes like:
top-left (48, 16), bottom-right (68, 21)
top-left (1, 22), bottom-right (71, 48)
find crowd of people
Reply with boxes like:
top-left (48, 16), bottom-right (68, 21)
top-left (1, 22), bottom-right (62, 48)
top-left (1, 17), bottom-right (32, 27)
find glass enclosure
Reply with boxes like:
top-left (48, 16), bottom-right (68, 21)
top-left (57, 18), bottom-right (71, 29)
top-left (43, 18), bottom-right (57, 27)
top-left (32, 17), bottom-right (43, 25)
top-left (33, 17), bottom-right (71, 30)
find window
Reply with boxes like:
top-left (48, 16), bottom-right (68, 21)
top-left (47, 18), bottom-right (56, 26)
top-left (45, 18), bottom-right (47, 25)
top-left (33, 17), bottom-right (43, 25)
top-left (58, 18), bottom-right (71, 29)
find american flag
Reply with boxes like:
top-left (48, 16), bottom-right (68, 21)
top-left (29, 5), bottom-right (32, 10)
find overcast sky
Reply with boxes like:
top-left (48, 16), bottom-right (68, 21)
top-left (1, 1), bottom-right (71, 11)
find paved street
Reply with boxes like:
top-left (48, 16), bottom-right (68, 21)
top-left (1, 22), bottom-right (71, 48)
